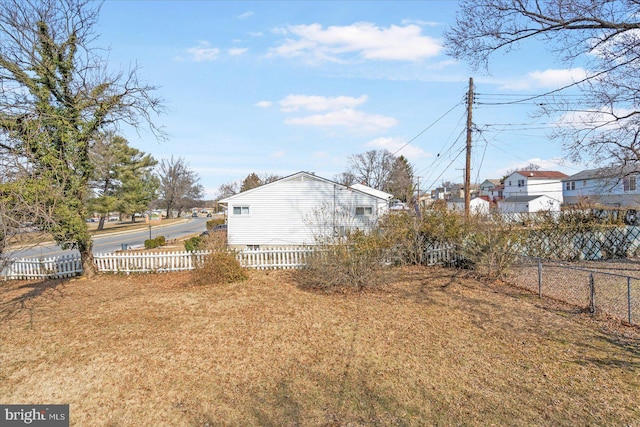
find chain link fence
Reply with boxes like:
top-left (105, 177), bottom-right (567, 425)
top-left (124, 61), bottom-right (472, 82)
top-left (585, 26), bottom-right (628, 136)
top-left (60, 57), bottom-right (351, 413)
top-left (508, 255), bottom-right (640, 326)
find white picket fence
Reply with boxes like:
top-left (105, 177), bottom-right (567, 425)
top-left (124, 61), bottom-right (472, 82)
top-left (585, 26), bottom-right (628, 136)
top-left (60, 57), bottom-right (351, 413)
top-left (1, 247), bottom-right (314, 280)
top-left (1, 244), bottom-right (457, 281)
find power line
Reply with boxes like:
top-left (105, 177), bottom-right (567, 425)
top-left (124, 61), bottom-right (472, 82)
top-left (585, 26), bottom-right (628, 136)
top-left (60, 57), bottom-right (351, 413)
top-left (391, 100), bottom-right (464, 157)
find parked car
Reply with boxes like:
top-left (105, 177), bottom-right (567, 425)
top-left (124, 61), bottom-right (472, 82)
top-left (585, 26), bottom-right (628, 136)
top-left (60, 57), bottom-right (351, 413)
top-left (192, 212), bottom-right (198, 217)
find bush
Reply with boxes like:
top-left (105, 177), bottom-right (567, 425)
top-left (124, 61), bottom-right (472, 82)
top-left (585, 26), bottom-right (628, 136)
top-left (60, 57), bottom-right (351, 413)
top-left (184, 236), bottom-right (204, 252)
top-left (191, 251), bottom-right (247, 286)
top-left (144, 236), bottom-right (166, 250)
top-left (144, 239), bottom-right (158, 249)
top-left (296, 230), bottom-right (387, 292)
top-left (206, 218), bottom-right (225, 231)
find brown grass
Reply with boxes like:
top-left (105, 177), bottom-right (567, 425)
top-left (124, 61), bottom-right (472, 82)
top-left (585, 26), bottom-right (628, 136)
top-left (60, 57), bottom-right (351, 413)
top-left (0, 267), bottom-right (638, 426)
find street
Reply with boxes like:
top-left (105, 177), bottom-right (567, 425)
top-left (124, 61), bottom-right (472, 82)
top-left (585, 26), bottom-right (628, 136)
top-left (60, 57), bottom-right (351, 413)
top-left (6, 217), bottom-right (210, 259)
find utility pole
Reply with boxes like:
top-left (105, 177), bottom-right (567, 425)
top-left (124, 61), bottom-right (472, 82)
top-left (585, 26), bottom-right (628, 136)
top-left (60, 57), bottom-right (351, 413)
top-left (464, 77), bottom-right (474, 221)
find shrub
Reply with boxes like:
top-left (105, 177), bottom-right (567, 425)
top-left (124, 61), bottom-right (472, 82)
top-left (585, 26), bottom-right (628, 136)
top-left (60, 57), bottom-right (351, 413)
top-left (191, 251), bottom-right (247, 286)
top-left (155, 235), bottom-right (166, 246)
top-left (184, 236), bottom-right (204, 252)
top-left (144, 239), bottom-right (158, 249)
top-left (206, 218), bottom-right (225, 231)
top-left (296, 229), bottom-right (387, 292)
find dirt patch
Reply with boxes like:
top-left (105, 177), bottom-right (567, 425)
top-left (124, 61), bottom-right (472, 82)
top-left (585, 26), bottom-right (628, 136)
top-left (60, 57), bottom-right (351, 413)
top-left (0, 267), bottom-right (638, 426)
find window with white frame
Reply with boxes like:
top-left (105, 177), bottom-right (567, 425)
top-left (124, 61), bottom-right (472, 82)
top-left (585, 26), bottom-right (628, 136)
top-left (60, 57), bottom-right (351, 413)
top-left (565, 181), bottom-right (575, 191)
top-left (517, 179), bottom-right (525, 187)
top-left (355, 206), bottom-right (373, 216)
top-left (233, 206), bottom-right (250, 215)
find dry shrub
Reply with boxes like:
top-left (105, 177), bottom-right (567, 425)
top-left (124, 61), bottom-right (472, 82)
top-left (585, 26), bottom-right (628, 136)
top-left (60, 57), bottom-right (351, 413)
top-left (191, 251), bottom-right (247, 286)
top-left (296, 230), bottom-right (386, 292)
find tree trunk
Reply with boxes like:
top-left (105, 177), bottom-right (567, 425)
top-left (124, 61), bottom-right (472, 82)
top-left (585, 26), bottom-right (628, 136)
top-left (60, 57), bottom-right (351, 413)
top-left (79, 241), bottom-right (96, 278)
top-left (97, 215), bottom-right (106, 231)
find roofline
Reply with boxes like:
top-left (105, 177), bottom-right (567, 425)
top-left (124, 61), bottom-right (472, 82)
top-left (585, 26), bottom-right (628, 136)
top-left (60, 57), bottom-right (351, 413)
top-left (218, 171), bottom-right (391, 203)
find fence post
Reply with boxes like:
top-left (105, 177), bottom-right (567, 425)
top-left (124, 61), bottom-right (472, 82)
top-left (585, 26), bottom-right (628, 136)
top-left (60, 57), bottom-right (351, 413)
top-left (628, 277), bottom-right (633, 325)
top-left (589, 273), bottom-right (595, 315)
top-left (537, 258), bottom-right (542, 298)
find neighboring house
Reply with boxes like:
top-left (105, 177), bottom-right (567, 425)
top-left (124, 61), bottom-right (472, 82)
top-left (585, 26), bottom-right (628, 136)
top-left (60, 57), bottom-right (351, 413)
top-left (446, 197), bottom-right (490, 215)
top-left (499, 170), bottom-right (568, 212)
top-left (489, 184), bottom-right (504, 203)
top-left (562, 166), bottom-right (640, 208)
top-left (479, 179), bottom-right (501, 197)
top-left (218, 171), bottom-right (393, 248)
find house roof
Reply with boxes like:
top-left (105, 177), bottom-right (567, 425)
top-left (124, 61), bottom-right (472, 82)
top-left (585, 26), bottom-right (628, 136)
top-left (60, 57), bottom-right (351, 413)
top-left (563, 164), bottom-right (640, 181)
top-left (500, 195), bottom-right (549, 203)
top-left (480, 179), bottom-right (501, 186)
top-left (447, 197), bottom-right (489, 204)
top-left (351, 183), bottom-right (393, 200)
top-left (219, 171), bottom-right (392, 203)
top-left (511, 170), bottom-right (569, 179)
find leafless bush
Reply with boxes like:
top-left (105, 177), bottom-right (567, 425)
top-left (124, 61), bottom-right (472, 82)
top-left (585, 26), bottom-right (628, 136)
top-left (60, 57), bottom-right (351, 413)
top-left (296, 230), bottom-right (387, 292)
top-left (191, 251), bottom-right (247, 286)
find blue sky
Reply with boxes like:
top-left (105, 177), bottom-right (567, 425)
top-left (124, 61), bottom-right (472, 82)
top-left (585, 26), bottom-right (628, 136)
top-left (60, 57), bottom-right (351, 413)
top-left (97, 0), bottom-right (588, 199)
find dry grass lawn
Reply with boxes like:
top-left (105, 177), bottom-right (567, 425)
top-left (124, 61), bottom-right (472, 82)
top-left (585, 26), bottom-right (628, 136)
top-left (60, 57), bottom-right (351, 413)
top-left (0, 267), bottom-right (638, 426)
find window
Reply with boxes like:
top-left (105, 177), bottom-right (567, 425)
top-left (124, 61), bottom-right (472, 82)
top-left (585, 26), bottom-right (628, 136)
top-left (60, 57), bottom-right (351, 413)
top-left (517, 179), bottom-right (525, 187)
top-left (565, 181), bottom-right (575, 191)
top-left (355, 206), bottom-right (373, 216)
top-left (624, 175), bottom-right (637, 192)
top-left (233, 206), bottom-right (250, 215)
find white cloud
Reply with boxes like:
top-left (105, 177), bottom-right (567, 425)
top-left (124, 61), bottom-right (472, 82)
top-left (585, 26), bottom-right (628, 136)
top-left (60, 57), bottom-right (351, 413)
top-left (238, 11), bottom-right (254, 20)
top-left (186, 41), bottom-right (220, 62)
top-left (279, 94), bottom-right (368, 112)
top-left (554, 106), bottom-right (632, 130)
top-left (255, 100), bottom-right (273, 108)
top-left (228, 47), bottom-right (249, 56)
top-left (500, 68), bottom-right (588, 90)
top-left (365, 137), bottom-right (431, 160)
top-left (285, 108), bottom-right (397, 133)
top-left (269, 22), bottom-right (442, 63)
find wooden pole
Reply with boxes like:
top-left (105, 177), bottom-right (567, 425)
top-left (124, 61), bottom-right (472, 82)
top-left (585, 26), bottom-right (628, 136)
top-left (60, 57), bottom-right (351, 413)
top-left (465, 77), bottom-right (474, 221)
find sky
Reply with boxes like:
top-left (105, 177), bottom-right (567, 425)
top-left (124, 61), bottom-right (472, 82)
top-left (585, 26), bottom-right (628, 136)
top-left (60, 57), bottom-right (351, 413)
top-left (96, 0), bottom-right (589, 199)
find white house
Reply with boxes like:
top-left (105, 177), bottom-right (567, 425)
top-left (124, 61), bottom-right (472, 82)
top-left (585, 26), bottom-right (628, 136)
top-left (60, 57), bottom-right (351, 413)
top-left (498, 195), bottom-right (561, 213)
top-left (446, 197), bottom-right (490, 215)
top-left (499, 170), bottom-right (568, 212)
top-left (218, 171), bottom-right (393, 248)
top-left (562, 166), bottom-right (640, 208)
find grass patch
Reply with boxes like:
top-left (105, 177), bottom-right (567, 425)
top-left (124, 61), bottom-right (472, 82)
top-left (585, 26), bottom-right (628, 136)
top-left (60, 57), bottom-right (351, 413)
top-left (0, 267), bottom-right (638, 426)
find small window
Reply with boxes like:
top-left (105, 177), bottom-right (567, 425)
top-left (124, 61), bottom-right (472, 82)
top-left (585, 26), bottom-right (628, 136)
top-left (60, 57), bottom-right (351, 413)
top-left (355, 206), bottom-right (373, 216)
top-left (517, 179), bottom-right (525, 187)
top-left (233, 206), bottom-right (250, 215)
top-left (624, 175), bottom-right (637, 192)
top-left (565, 181), bottom-right (575, 191)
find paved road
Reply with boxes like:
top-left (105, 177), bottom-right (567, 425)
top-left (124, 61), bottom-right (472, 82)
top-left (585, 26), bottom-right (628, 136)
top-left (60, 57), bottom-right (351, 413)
top-left (7, 217), bottom-right (210, 259)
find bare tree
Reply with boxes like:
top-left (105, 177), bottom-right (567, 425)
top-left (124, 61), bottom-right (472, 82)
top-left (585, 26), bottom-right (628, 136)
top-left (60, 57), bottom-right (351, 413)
top-left (445, 0), bottom-right (640, 167)
top-left (347, 150), bottom-right (395, 190)
top-left (0, 0), bottom-right (163, 275)
top-left (157, 156), bottom-right (203, 218)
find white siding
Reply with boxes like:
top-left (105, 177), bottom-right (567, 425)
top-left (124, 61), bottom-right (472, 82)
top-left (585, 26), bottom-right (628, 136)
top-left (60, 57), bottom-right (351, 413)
top-left (224, 174), bottom-right (387, 247)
